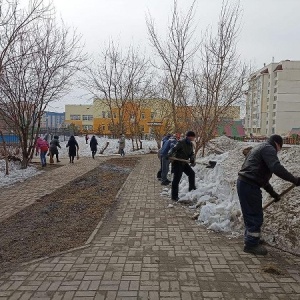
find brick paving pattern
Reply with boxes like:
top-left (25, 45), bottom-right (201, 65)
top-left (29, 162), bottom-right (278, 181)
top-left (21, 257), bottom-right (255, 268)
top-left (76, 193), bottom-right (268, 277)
top-left (0, 155), bottom-right (299, 299)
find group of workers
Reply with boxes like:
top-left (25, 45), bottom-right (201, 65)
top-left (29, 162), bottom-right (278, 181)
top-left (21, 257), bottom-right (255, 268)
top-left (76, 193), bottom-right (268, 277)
top-left (158, 131), bottom-right (300, 256)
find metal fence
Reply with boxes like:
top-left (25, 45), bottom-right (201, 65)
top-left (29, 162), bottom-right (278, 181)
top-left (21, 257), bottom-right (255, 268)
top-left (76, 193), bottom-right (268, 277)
top-left (230, 136), bottom-right (300, 145)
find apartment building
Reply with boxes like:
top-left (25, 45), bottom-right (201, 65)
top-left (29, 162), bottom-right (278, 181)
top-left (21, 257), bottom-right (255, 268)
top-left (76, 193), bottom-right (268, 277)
top-left (40, 111), bottom-right (65, 129)
top-left (245, 60), bottom-right (300, 136)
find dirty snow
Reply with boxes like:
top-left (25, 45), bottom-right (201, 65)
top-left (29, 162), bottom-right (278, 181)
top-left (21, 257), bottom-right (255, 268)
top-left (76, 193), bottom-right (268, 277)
top-left (0, 160), bottom-right (42, 188)
top-left (160, 136), bottom-right (300, 255)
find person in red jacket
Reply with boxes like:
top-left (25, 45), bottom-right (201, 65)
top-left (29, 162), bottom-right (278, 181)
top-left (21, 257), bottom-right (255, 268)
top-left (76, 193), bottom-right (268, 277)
top-left (36, 137), bottom-right (49, 167)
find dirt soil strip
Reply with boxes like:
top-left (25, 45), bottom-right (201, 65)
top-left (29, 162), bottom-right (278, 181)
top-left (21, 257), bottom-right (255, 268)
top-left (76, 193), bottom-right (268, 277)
top-left (0, 157), bottom-right (140, 274)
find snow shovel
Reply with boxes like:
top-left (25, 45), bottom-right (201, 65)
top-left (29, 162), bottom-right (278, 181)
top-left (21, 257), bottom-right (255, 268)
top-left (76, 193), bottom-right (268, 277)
top-left (263, 184), bottom-right (295, 210)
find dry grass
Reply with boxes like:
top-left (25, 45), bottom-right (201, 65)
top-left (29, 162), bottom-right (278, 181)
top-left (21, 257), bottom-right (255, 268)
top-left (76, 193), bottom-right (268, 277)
top-left (0, 157), bottom-right (139, 274)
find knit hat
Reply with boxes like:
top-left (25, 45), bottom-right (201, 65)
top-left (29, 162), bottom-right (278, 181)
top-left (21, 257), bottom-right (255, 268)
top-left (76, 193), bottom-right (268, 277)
top-left (186, 131), bottom-right (196, 137)
top-left (268, 134), bottom-right (283, 148)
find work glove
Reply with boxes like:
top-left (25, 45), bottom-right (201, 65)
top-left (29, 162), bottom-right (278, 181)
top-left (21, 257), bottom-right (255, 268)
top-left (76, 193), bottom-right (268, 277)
top-left (269, 190), bottom-right (281, 202)
top-left (190, 159), bottom-right (196, 167)
top-left (294, 177), bottom-right (300, 186)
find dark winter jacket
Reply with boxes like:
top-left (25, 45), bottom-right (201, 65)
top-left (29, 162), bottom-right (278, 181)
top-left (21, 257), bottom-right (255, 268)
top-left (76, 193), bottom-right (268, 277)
top-left (90, 136), bottom-right (98, 151)
top-left (167, 138), bottom-right (194, 162)
top-left (238, 141), bottom-right (298, 192)
top-left (49, 138), bottom-right (61, 154)
top-left (66, 136), bottom-right (79, 157)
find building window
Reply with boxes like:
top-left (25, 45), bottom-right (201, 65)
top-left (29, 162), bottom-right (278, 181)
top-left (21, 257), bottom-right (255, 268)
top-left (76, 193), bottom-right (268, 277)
top-left (141, 113), bottom-right (145, 119)
top-left (268, 90), bottom-right (270, 94)
top-left (83, 125), bottom-right (93, 130)
top-left (273, 104), bottom-right (276, 109)
top-left (113, 113), bottom-right (116, 119)
top-left (274, 96), bottom-right (277, 101)
top-left (275, 80), bottom-right (278, 86)
top-left (266, 120), bottom-right (268, 125)
top-left (273, 120), bottom-right (276, 124)
top-left (107, 112), bottom-right (111, 118)
top-left (273, 112), bottom-right (276, 117)
top-left (102, 111), bottom-right (106, 118)
top-left (274, 88), bottom-right (277, 93)
top-left (151, 112), bottom-right (155, 119)
top-left (82, 115), bottom-right (93, 121)
top-left (70, 114), bottom-right (81, 120)
top-left (102, 125), bottom-right (105, 131)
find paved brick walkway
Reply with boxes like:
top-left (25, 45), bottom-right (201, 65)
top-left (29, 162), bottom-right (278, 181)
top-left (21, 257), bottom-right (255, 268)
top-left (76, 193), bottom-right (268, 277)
top-left (0, 157), bottom-right (109, 222)
top-left (0, 155), bottom-right (299, 300)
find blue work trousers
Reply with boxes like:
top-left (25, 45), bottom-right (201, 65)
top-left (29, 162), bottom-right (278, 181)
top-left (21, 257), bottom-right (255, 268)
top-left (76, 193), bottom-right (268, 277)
top-left (161, 156), bottom-right (170, 182)
top-left (237, 179), bottom-right (263, 247)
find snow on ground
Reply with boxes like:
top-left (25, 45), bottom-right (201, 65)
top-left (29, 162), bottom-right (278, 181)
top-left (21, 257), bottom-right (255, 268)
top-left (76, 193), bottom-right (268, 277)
top-left (160, 136), bottom-right (300, 255)
top-left (0, 160), bottom-right (42, 188)
top-left (0, 136), bottom-right (158, 188)
top-left (57, 136), bottom-right (157, 158)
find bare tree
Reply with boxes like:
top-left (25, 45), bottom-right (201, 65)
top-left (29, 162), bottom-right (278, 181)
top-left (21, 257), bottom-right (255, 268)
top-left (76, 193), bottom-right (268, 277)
top-left (0, 10), bottom-right (86, 168)
top-left (0, 0), bottom-right (51, 74)
top-left (146, 0), bottom-right (198, 132)
top-left (83, 41), bottom-right (155, 140)
top-left (189, 0), bottom-right (248, 155)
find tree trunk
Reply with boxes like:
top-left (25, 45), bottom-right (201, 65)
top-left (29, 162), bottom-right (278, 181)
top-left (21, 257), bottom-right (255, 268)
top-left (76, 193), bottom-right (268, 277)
top-left (21, 155), bottom-right (29, 169)
top-left (0, 130), bottom-right (9, 175)
top-left (131, 139), bottom-right (135, 151)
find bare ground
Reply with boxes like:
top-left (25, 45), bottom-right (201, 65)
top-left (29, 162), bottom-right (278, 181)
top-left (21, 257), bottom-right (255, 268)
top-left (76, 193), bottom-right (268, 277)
top-left (0, 157), bottom-right (139, 274)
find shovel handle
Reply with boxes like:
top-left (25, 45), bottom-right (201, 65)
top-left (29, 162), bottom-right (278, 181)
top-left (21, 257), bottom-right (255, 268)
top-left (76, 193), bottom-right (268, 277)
top-left (168, 157), bottom-right (190, 163)
top-left (263, 184), bottom-right (295, 210)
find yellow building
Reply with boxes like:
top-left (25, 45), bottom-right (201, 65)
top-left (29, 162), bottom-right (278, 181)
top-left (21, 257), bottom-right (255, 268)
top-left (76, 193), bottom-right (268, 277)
top-left (91, 98), bottom-right (172, 136)
top-left (64, 100), bottom-right (240, 135)
top-left (65, 104), bottom-right (94, 131)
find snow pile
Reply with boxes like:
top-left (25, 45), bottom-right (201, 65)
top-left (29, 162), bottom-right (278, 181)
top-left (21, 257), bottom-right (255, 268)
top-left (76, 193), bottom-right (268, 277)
top-left (162, 136), bottom-right (300, 254)
top-left (0, 160), bottom-right (42, 188)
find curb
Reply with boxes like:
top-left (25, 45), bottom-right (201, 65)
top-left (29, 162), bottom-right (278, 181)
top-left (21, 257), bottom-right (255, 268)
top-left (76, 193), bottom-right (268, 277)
top-left (85, 158), bottom-right (140, 244)
top-left (18, 157), bottom-right (141, 268)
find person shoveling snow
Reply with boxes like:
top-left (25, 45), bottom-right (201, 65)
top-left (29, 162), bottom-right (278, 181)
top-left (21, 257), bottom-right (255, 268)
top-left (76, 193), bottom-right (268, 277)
top-left (237, 134), bottom-right (300, 256)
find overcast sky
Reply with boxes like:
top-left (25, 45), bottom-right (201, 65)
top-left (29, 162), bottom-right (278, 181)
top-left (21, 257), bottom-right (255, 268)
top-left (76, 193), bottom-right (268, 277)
top-left (50, 0), bottom-right (300, 112)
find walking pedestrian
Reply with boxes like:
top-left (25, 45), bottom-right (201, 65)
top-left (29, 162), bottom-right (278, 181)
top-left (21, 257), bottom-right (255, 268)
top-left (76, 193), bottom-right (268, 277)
top-left (118, 133), bottom-right (126, 156)
top-left (85, 134), bottom-right (89, 144)
top-left (36, 137), bottom-right (49, 167)
top-left (49, 135), bottom-right (61, 163)
top-left (66, 135), bottom-right (79, 163)
top-left (167, 131), bottom-right (196, 201)
top-left (90, 135), bottom-right (98, 159)
top-left (160, 133), bottom-right (180, 185)
top-left (237, 134), bottom-right (300, 255)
